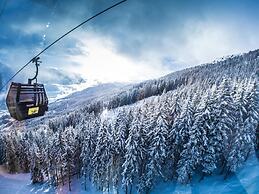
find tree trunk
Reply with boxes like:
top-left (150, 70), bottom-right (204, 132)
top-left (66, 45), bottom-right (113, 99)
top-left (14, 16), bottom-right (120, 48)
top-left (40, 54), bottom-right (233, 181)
top-left (199, 173), bottom-right (205, 182)
top-left (61, 168), bottom-right (64, 186)
top-left (220, 159), bottom-right (226, 174)
top-left (224, 167), bottom-right (231, 180)
top-left (245, 149), bottom-right (251, 161)
top-left (129, 184), bottom-right (132, 194)
top-left (55, 169), bottom-right (59, 186)
top-left (84, 172), bottom-right (87, 190)
top-left (68, 166), bottom-right (71, 191)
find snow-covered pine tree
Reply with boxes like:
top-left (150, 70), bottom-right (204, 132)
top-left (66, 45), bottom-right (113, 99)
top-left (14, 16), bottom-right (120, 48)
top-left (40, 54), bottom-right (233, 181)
top-left (80, 116), bottom-right (98, 190)
top-left (122, 108), bottom-right (146, 194)
top-left (5, 133), bottom-right (20, 173)
top-left (225, 111), bottom-right (246, 173)
top-left (199, 84), bottom-right (224, 173)
top-left (225, 82), bottom-right (249, 173)
top-left (72, 127), bottom-right (82, 179)
top-left (42, 130), bottom-right (53, 183)
top-left (80, 121), bottom-right (91, 190)
top-left (177, 94), bottom-right (208, 184)
top-left (64, 126), bottom-right (76, 191)
top-left (244, 80), bottom-right (259, 156)
top-left (92, 119), bottom-right (112, 192)
top-left (170, 94), bottom-right (195, 180)
top-left (168, 92), bottom-right (181, 127)
top-left (0, 133), bottom-right (5, 164)
top-left (30, 142), bottom-right (44, 183)
top-left (134, 100), bottom-right (160, 193)
top-left (110, 108), bottom-right (132, 193)
top-left (18, 132), bottom-right (31, 172)
top-left (199, 91), bottom-right (217, 177)
top-left (50, 129), bottom-right (67, 185)
top-left (162, 92), bottom-right (181, 180)
top-left (145, 105), bottom-right (169, 192)
top-left (34, 129), bottom-right (52, 181)
top-left (214, 79), bottom-right (236, 172)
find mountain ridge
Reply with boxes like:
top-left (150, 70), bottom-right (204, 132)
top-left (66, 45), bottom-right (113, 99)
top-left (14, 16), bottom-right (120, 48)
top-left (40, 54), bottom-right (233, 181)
top-left (1, 49), bottom-right (258, 130)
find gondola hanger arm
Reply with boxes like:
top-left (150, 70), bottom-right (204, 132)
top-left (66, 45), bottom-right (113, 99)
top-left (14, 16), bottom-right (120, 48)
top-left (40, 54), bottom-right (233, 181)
top-left (28, 57), bottom-right (41, 84)
top-left (0, 0), bottom-right (127, 91)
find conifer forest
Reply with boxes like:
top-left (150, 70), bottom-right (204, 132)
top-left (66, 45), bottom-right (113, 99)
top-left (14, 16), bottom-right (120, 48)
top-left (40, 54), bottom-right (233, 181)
top-left (0, 50), bottom-right (258, 193)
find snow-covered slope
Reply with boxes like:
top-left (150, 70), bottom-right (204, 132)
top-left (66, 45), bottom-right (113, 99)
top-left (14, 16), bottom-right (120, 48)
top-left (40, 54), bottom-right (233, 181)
top-left (0, 82), bottom-right (127, 130)
top-left (49, 82), bottom-right (128, 113)
top-left (0, 63), bottom-right (13, 109)
top-left (0, 154), bottom-right (258, 194)
top-left (0, 49), bottom-right (258, 194)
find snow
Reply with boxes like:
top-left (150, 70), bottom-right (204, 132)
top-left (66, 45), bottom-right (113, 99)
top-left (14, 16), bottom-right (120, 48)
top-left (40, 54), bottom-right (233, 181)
top-left (0, 154), bottom-right (258, 194)
top-left (48, 82), bottom-right (126, 113)
top-left (46, 79), bottom-right (99, 103)
top-left (152, 154), bottom-right (259, 194)
top-left (0, 50), bottom-right (258, 194)
top-left (0, 165), bottom-right (102, 194)
top-left (0, 82), bottom-right (126, 130)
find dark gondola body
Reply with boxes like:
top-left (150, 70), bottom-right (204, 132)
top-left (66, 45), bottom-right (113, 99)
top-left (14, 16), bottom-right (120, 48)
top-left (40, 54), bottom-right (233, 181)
top-left (6, 82), bottom-right (48, 121)
top-left (2, 1), bottom-right (127, 121)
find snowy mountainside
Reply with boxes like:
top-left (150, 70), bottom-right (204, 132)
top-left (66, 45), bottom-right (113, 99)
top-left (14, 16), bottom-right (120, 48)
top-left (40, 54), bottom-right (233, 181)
top-left (0, 49), bottom-right (258, 193)
top-left (102, 49), bottom-right (258, 111)
top-left (49, 82), bottom-right (127, 113)
top-left (0, 63), bottom-right (13, 109)
top-left (1, 49), bottom-right (258, 127)
top-left (0, 63), bottom-right (13, 88)
top-left (42, 67), bottom-right (88, 102)
top-left (48, 49), bottom-right (258, 116)
top-left (0, 82), bottom-right (127, 130)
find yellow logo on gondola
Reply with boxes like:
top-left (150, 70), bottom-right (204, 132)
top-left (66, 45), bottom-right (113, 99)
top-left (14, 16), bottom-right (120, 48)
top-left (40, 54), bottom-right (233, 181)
top-left (28, 107), bottom-right (39, 115)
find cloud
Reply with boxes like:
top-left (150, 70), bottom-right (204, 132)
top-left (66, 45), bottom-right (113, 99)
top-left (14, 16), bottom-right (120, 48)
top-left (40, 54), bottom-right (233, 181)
top-left (1, 0), bottom-right (259, 85)
top-left (62, 32), bottom-right (170, 83)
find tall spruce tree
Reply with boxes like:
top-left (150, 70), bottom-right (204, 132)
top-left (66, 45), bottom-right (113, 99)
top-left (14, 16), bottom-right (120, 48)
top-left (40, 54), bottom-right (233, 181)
top-left (92, 119), bottom-right (112, 191)
top-left (30, 142), bottom-right (44, 183)
top-left (122, 109), bottom-right (146, 194)
top-left (146, 108), bottom-right (169, 191)
top-left (214, 79), bottom-right (236, 172)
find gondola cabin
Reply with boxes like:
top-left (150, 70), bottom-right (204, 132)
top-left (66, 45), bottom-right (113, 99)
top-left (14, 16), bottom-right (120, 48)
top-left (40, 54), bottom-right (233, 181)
top-left (2, 1), bottom-right (127, 121)
top-left (6, 82), bottom-right (48, 121)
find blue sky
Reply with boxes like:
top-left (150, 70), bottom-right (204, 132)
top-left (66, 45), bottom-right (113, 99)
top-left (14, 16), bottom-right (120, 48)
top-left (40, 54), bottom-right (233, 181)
top-left (1, 0), bottom-right (259, 83)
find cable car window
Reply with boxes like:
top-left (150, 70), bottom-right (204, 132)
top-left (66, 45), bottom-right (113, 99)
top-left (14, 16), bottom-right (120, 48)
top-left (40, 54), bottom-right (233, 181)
top-left (19, 92), bottom-right (34, 103)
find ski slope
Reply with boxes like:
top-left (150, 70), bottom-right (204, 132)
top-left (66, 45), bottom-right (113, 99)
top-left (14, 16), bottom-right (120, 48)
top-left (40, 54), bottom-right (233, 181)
top-left (0, 154), bottom-right (258, 194)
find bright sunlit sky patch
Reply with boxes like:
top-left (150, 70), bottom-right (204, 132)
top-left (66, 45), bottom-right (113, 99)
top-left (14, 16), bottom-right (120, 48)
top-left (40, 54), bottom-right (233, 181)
top-left (1, 0), bottom-right (259, 84)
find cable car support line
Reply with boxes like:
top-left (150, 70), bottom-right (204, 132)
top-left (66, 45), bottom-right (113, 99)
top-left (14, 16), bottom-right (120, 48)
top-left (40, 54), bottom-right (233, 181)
top-left (0, 0), bottom-right (127, 91)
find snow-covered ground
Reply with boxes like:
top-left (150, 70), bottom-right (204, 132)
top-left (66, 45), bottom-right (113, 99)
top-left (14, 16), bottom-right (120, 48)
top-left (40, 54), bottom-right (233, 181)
top-left (0, 165), bottom-right (102, 194)
top-left (0, 82), bottom-right (127, 130)
top-left (152, 154), bottom-right (259, 194)
top-left (0, 154), bottom-right (258, 194)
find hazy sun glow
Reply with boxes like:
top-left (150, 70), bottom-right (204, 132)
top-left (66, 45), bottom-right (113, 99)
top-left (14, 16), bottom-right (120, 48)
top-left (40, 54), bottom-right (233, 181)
top-left (66, 33), bottom-right (171, 83)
